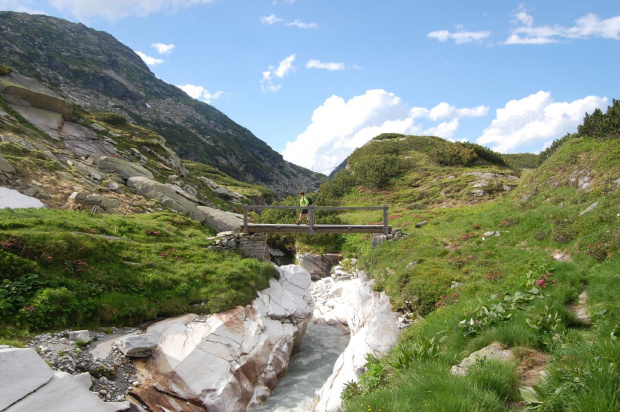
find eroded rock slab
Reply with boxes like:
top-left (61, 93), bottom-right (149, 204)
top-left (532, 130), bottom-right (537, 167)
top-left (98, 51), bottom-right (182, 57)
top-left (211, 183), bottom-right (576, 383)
top-left (132, 265), bottom-right (314, 412)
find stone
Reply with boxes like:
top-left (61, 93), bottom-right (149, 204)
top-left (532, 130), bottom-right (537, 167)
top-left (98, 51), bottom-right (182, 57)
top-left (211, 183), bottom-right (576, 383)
top-left (297, 252), bottom-right (340, 279)
top-left (96, 157), bottom-right (154, 180)
top-left (116, 334), bottom-right (158, 357)
top-left (0, 347), bottom-right (54, 410)
top-left (196, 205), bottom-right (244, 233)
top-left (450, 342), bottom-right (513, 376)
top-left (482, 231), bottom-right (500, 240)
top-left (5, 370), bottom-right (130, 412)
top-left (68, 330), bottom-right (90, 342)
top-left (0, 153), bottom-right (16, 174)
top-left (90, 123), bottom-right (107, 132)
top-left (371, 234), bottom-right (386, 249)
top-left (127, 176), bottom-right (206, 223)
top-left (579, 202), bottom-right (598, 216)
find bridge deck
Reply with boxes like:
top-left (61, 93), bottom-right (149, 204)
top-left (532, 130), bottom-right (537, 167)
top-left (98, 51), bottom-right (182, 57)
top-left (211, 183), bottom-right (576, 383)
top-left (242, 224), bottom-right (392, 234)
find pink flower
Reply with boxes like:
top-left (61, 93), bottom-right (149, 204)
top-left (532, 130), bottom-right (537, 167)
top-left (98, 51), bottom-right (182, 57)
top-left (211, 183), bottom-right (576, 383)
top-left (536, 279), bottom-right (545, 286)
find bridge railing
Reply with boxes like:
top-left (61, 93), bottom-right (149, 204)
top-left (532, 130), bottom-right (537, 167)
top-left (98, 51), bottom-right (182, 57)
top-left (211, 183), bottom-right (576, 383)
top-left (241, 205), bottom-right (389, 235)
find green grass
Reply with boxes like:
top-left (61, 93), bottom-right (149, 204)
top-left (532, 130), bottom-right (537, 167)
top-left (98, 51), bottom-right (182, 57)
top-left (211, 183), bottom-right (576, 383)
top-left (336, 135), bottom-right (620, 411)
top-left (0, 209), bottom-right (277, 341)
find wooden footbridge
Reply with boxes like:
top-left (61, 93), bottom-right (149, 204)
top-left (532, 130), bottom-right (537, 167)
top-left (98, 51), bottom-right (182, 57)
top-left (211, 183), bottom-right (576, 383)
top-left (241, 205), bottom-right (391, 235)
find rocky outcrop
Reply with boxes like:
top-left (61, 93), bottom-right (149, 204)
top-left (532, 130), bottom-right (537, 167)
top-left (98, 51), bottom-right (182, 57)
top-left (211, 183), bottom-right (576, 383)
top-left (297, 252), bottom-right (342, 280)
top-left (312, 273), bottom-right (401, 412)
top-left (127, 176), bottom-right (207, 222)
top-left (0, 346), bottom-right (129, 412)
top-left (131, 264), bottom-right (314, 412)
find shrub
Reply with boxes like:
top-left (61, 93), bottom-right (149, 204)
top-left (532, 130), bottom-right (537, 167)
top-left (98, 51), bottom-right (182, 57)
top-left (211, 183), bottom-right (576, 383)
top-left (17, 287), bottom-right (80, 330)
top-left (0, 64), bottom-right (11, 76)
top-left (94, 112), bottom-right (127, 126)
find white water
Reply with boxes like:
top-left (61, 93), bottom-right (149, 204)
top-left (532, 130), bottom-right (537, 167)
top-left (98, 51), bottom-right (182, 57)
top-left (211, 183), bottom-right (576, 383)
top-left (250, 322), bottom-right (350, 412)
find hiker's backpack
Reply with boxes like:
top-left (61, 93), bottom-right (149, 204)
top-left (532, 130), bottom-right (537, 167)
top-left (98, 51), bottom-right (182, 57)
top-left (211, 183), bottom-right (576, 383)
top-left (307, 197), bottom-right (313, 206)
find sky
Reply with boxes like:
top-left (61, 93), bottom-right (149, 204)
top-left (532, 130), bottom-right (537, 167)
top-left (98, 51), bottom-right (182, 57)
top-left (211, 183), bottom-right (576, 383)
top-left (2, 1), bottom-right (619, 175)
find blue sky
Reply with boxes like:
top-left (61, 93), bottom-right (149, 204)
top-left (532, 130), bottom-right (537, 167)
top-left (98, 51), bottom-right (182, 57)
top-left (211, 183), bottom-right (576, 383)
top-left (3, 1), bottom-right (619, 175)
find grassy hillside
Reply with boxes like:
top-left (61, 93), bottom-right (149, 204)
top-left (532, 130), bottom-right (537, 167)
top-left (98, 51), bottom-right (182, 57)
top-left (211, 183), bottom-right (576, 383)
top-left (0, 210), bottom-right (277, 344)
top-left (333, 102), bottom-right (620, 411)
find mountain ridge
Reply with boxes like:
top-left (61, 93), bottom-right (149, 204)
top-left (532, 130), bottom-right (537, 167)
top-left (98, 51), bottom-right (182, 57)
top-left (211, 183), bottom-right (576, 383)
top-left (0, 11), bottom-right (325, 196)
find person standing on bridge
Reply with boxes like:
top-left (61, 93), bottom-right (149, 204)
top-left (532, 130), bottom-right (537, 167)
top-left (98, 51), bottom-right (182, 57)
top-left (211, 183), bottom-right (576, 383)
top-left (296, 191), bottom-right (310, 225)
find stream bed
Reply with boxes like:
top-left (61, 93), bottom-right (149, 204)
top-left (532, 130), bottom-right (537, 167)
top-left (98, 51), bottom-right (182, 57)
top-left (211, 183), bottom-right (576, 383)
top-left (250, 322), bottom-right (350, 412)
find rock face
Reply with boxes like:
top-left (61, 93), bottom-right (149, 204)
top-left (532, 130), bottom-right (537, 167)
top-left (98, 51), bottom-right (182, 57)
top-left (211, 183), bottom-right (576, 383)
top-left (0, 346), bottom-right (129, 412)
top-left (131, 265), bottom-right (314, 412)
top-left (312, 276), bottom-right (401, 412)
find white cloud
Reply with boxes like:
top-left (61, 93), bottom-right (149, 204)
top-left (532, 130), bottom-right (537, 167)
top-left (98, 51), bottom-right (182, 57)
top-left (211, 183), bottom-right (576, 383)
top-left (151, 43), bottom-right (175, 55)
top-left (306, 60), bottom-right (345, 71)
top-left (505, 6), bottom-right (620, 45)
top-left (260, 14), bottom-right (283, 25)
top-left (286, 20), bottom-right (317, 29)
top-left (281, 90), bottom-right (488, 174)
top-left (176, 84), bottom-right (223, 103)
top-left (48, 0), bottom-right (215, 21)
top-left (427, 29), bottom-right (490, 44)
top-left (477, 92), bottom-right (608, 153)
top-left (423, 119), bottom-right (460, 139)
top-left (260, 13), bottom-right (316, 29)
top-left (0, 0), bottom-right (47, 14)
top-left (261, 54), bottom-right (295, 93)
top-left (428, 102), bottom-right (489, 120)
top-left (135, 51), bottom-right (164, 65)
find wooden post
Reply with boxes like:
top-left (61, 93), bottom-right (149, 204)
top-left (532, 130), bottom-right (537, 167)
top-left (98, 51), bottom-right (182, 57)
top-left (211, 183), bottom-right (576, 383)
top-left (123, 185), bottom-right (143, 219)
top-left (243, 205), bottom-right (248, 234)
top-left (383, 205), bottom-right (389, 235)
top-left (309, 205), bottom-right (315, 235)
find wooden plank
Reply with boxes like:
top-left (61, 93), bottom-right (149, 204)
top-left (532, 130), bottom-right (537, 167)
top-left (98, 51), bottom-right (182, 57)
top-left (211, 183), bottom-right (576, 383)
top-left (244, 205), bottom-right (387, 211)
top-left (241, 224), bottom-right (392, 234)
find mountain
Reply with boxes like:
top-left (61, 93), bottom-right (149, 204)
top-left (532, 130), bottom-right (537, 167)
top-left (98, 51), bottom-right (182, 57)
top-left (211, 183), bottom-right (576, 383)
top-left (0, 11), bottom-right (325, 196)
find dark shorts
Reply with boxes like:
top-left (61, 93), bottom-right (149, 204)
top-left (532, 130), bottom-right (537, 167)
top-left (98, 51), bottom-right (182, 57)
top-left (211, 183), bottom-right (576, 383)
top-left (301, 209), bottom-right (308, 214)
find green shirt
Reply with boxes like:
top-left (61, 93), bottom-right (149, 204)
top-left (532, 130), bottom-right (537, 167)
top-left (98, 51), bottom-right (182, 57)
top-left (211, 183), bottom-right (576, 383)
top-left (300, 196), bottom-right (309, 207)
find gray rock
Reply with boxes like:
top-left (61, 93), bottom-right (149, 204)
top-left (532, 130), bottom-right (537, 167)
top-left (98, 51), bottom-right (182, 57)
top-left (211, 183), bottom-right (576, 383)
top-left (197, 206), bottom-right (244, 233)
top-left (579, 202), bottom-right (598, 216)
top-left (371, 234), bottom-right (387, 249)
top-left (482, 231), bottom-right (500, 239)
top-left (415, 221), bottom-right (427, 228)
top-left (127, 176), bottom-right (206, 223)
top-left (90, 122), bottom-right (107, 132)
top-left (0, 347), bottom-right (54, 410)
top-left (451, 342), bottom-right (513, 376)
top-left (0, 153), bottom-right (15, 174)
top-left (68, 330), bottom-right (90, 342)
top-left (116, 334), bottom-right (158, 357)
top-left (95, 157), bottom-right (153, 180)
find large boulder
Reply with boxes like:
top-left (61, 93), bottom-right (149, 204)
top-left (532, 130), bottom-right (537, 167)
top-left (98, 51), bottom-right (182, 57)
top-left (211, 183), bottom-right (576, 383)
top-left (132, 265), bottom-right (314, 412)
top-left (197, 205), bottom-right (244, 233)
top-left (95, 156), bottom-right (153, 180)
top-left (297, 253), bottom-right (341, 280)
top-left (313, 278), bottom-right (401, 412)
top-left (127, 176), bottom-right (207, 223)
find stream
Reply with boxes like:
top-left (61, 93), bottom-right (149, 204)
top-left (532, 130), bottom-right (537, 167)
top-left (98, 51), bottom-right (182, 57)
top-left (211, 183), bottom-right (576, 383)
top-left (250, 322), bottom-right (350, 412)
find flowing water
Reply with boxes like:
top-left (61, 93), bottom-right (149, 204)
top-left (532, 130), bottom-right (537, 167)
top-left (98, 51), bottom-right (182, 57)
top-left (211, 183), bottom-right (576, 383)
top-left (250, 322), bottom-right (350, 412)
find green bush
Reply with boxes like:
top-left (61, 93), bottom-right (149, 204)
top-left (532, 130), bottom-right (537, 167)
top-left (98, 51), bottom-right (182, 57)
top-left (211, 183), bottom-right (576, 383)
top-left (17, 287), bottom-right (80, 330)
top-left (0, 249), bottom-right (39, 281)
top-left (94, 112), bottom-right (127, 126)
top-left (0, 64), bottom-right (11, 76)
